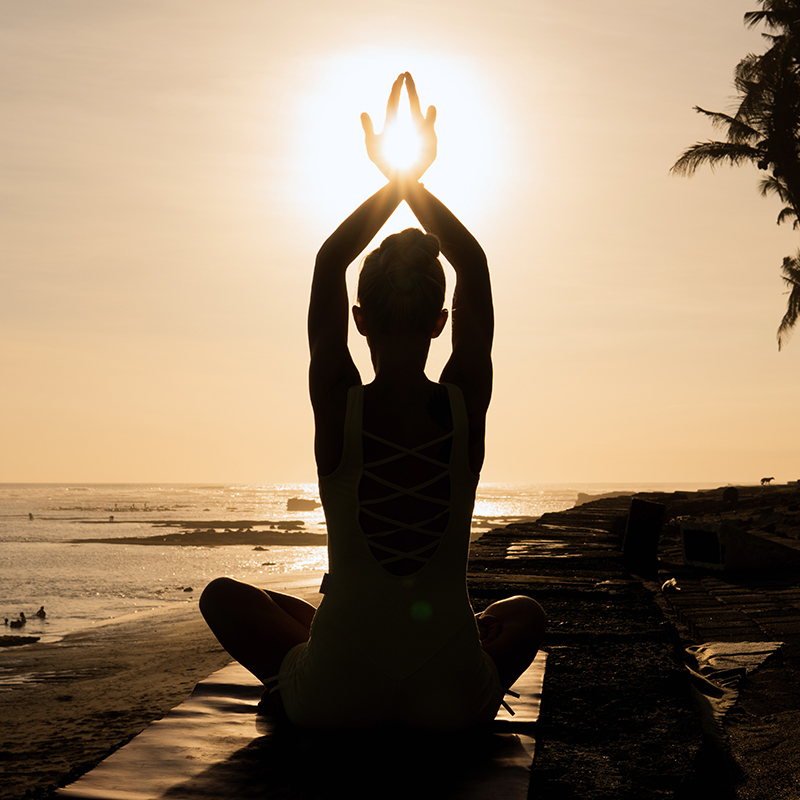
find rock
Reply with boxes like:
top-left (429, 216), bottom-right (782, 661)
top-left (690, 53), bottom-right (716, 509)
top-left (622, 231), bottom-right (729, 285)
top-left (286, 497), bottom-right (321, 511)
top-left (0, 635), bottom-right (40, 647)
top-left (723, 486), bottom-right (739, 505)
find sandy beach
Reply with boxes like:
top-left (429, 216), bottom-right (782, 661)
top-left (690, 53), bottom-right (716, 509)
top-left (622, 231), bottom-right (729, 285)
top-left (0, 572), bottom-right (324, 800)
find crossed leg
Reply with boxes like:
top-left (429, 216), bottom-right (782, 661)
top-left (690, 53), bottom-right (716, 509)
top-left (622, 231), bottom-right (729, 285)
top-left (476, 595), bottom-right (547, 690)
top-left (199, 577), bottom-right (316, 684)
top-left (201, 580), bottom-right (545, 701)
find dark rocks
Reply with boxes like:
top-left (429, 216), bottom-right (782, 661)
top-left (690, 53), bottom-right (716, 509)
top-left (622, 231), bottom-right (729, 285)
top-left (0, 635), bottom-right (40, 647)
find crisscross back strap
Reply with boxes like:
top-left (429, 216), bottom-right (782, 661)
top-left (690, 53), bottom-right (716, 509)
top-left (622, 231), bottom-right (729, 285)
top-left (359, 425), bottom-right (453, 572)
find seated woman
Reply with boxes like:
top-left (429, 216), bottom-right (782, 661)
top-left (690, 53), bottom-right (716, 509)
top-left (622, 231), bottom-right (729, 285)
top-left (200, 73), bottom-right (546, 730)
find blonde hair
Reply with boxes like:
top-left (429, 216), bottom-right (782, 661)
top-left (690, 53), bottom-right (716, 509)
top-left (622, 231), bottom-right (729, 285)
top-left (357, 228), bottom-right (445, 336)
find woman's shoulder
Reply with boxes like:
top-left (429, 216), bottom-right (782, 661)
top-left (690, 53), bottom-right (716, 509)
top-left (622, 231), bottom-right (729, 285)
top-left (428, 381), bottom-right (455, 429)
top-left (312, 377), bottom-right (362, 477)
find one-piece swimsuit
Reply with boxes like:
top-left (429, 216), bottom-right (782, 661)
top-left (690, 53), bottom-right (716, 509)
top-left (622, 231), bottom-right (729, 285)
top-left (275, 383), bottom-right (502, 729)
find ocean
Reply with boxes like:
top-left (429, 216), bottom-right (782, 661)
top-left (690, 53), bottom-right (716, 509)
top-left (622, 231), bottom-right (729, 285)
top-left (0, 481), bottom-right (718, 645)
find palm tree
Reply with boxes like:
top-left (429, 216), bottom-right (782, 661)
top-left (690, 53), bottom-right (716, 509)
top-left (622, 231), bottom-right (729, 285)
top-left (672, 1), bottom-right (800, 348)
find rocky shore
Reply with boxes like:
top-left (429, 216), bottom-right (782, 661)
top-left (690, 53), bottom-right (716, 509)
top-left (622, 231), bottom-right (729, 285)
top-left (467, 483), bottom-right (800, 799)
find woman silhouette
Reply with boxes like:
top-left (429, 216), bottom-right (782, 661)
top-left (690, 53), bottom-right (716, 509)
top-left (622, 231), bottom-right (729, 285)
top-left (200, 74), bottom-right (546, 729)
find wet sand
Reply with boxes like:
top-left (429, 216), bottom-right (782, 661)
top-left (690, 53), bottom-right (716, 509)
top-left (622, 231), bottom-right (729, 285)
top-left (0, 572), bottom-right (324, 800)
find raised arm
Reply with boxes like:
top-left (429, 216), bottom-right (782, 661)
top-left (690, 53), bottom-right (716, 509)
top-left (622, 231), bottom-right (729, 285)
top-left (308, 77), bottom-right (409, 474)
top-left (389, 74), bottom-right (493, 408)
top-left (308, 183), bottom-right (401, 367)
top-left (404, 181), bottom-right (494, 411)
top-left (309, 73), bottom-right (407, 399)
top-left (308, 181), bottom-right (402, 388)
top-left (308, 182), bottom-right (403, 474)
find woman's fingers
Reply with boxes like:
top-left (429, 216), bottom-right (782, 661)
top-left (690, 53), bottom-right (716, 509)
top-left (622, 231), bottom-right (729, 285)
top-left (361, 112), bottom-right (375, 137)
top-left (405, 73), bottom-right (436, 131)
top-left (425, 104), bottom-right (437, 127)
top-left (384, 73), bottom-right (404, 127)
top-left (405, 72), bottom-right (423, 121)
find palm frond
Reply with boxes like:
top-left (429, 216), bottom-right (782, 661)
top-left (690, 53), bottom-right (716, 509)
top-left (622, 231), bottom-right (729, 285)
top-left (759, 173), bottom-right (792, 200)
top-left (693, 106), bottom-right (761, 142)
top-left (745, 0), bottom-right (800, 26)
top-left (745, 7), bottom-right (800, 32)
top-left (735, 52), bottom-right (768, 82)
top-left (776, 205), bottom-right (799, 226)
top-left (778, 252), bottom-right (800, 348)
top-left (671, 141), bottom-right (763, 176)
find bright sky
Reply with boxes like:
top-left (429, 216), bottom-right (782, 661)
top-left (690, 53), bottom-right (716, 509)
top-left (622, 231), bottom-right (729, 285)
top-left (3, 0), bottom-right (799, 485)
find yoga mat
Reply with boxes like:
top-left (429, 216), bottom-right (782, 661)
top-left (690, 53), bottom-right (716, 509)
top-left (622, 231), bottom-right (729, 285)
top-left (685, 641), bottom-right (783, 746)
top-left (57, 652), bottom-right (546, 800)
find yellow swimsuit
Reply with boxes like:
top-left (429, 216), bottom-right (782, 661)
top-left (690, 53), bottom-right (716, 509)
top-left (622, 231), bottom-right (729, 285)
top-left (276, 383), bottom-right (502, 729)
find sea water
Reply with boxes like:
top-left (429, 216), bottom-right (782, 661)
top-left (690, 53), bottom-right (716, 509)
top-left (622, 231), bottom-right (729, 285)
top-left (0, 482), bottom-right (717, 644)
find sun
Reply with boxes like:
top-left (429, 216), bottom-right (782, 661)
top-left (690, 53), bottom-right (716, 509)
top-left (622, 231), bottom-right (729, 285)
top-left (295, 49), bottom-right (503, 230)
top-left (381, 111), bottom-right (423, 173)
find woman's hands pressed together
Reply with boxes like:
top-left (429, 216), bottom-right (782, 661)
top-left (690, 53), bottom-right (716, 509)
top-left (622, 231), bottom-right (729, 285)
top-left (361, 72), bottom-right (437, 184)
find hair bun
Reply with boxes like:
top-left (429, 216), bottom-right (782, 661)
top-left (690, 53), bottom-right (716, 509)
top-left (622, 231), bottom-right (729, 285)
top-left (383, 228), bottom-right (439, 260)
top-left (358, 228), bottom-right (445, 335)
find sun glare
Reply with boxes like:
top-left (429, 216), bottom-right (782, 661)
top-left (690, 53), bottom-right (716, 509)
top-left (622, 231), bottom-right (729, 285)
top-left (382, 111), bottom-right (423, 172)
top-left (296, 48), bottom-right (503, 228)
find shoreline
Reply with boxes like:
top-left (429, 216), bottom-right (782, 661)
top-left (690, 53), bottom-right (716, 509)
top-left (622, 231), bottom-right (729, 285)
top-left (68, 530), bottom-right (327, 546)
top-left (0, 571), bottom-right (324, 800)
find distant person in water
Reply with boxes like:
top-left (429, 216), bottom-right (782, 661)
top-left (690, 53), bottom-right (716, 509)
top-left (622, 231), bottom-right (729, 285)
top-left (201, 73), bottom-right (546, 729)
top-left (36, 606), bottom-right (46, 619)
